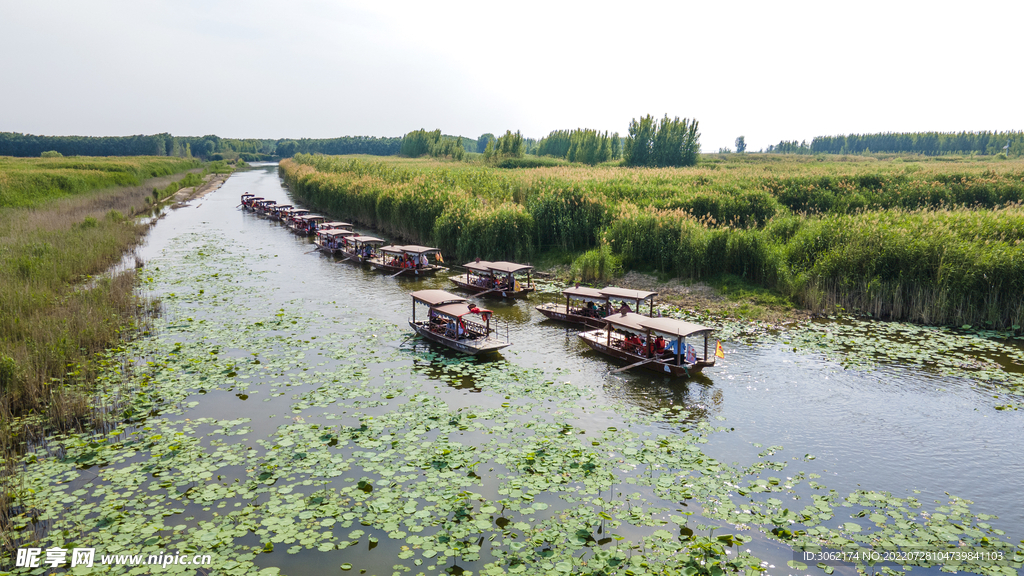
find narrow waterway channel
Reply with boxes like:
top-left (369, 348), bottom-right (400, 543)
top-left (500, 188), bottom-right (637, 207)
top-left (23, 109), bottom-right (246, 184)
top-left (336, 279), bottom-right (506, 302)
top-left (16, 164), bottom-right (1021, 576)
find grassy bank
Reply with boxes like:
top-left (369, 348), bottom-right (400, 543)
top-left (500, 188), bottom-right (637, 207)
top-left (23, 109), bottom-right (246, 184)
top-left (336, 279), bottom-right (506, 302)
top-left (0, 156), bottom-right (200, 208)
top-left (0, 157), bottom-right (223, 433)
top-left (281, 153), bottom-right (1024, 328)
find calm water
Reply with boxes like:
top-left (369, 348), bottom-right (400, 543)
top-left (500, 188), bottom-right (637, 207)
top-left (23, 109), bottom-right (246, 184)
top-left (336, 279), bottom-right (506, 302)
top-left (132, 164), bottom-right (1023, 574)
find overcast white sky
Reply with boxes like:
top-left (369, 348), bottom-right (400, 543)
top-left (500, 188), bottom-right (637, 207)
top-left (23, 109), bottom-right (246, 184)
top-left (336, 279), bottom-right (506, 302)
top-left (1, 0), bottom-right (1021, 152)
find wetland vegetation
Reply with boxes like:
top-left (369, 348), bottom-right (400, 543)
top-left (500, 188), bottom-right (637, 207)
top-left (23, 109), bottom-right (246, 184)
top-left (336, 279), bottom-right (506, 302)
top-left (4, 220), bottom-right (1022, 576)
top-left (0, 156), bottom-right (234, 435)
top-left (3, 147), bottom-right (1024, 576)
top-left (281, 153), bottom-right (1024, 330)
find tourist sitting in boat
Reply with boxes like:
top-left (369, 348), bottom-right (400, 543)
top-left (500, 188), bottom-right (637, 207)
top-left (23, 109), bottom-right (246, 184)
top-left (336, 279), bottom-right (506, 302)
top-left (628, 334), bottom-right (644, 355)
top-left (652, 336), bottom-right (666, 357)
top-left (617, 333), bottom-right (631, 350)
top-left (618, 302), bottom-right (632, 314)
top-left (419, 253), bottom-right (429, 268)
top-left (585, 301), bottom-right (599, 317)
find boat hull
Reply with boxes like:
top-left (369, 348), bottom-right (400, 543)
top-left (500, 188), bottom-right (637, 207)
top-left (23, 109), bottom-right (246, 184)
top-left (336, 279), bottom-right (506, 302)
top-left (313, 239), bottom-right (342, 255)
top-left (451, 275), bottom-right (534, 299)
top-left (535, 303), bottom-right (607, 328)
top-left (409, 321), bottom-right (510, 355)
top-left (337, 248), bottom-right (370, 264)
top-left (369, 260), bottom-right (442, 276)
top-left (578, 329), bottom-right (713, 377)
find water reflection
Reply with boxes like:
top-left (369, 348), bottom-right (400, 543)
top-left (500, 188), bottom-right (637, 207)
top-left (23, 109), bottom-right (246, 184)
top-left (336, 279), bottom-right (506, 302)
top-left (602, 371), bottom-right (721, 425)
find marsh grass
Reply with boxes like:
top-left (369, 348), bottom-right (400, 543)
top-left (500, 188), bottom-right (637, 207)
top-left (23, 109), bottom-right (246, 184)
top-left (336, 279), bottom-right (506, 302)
top-left (570, 245), bottom-right (622, 283)
top-left (283, 154), bottom-right (1024, 328)
top-left (0, 156), bottom-right (200, 208)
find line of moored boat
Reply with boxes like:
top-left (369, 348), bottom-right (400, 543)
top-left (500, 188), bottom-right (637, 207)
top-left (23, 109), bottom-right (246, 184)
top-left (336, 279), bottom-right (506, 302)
top-left (240, 193), bottom-right (718, 376)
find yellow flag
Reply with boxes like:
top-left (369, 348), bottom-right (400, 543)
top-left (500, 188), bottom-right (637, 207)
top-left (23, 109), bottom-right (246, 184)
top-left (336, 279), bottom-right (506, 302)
top-left (715, 341), bottom-right (725, 359)
top-left (436, 252), bottom-right (444, 263)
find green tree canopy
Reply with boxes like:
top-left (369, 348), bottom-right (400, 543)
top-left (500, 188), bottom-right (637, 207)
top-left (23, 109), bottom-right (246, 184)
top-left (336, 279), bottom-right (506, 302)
top-left (624, 115), bottom-right (700, 167)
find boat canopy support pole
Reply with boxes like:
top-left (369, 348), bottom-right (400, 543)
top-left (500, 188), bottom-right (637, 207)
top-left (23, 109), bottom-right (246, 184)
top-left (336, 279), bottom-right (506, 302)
top-left (676, 338), bottom-right (682, 366)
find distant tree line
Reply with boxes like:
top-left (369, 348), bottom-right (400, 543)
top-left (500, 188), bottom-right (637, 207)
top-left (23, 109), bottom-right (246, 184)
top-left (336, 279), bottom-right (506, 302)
top-left (623, 115), bottom-right (700, 167)
top-left (274, 136), bottom-right (402, 158)
top-left (0, 132), bottom-right (408, 160)
top-left (399, 130), bottom-right (465, 160)
top-left (476, 134), bottom-right (495, 154)
top-left (764, 140), bottom-right (812, 154)
top-left (534, 129), bottom-right (621, 165)
top-left (484, 130), bottom-right (525, 161)
top-left (807, 131), bottom-right (1023, 156)
top-left (0, 132), bottom-right (185, 157)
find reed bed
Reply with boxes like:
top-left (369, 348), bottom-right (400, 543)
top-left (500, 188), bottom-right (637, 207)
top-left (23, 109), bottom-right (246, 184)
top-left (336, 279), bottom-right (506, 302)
top-left (282, 154), bottom-right (1024, 328)
top-left (0, 159), bottom-right (219, 430)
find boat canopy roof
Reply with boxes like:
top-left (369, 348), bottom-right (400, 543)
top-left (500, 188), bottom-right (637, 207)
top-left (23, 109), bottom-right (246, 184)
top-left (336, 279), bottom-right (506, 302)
top-left (465, 260), bottom-right (494, 273)
top-left (273, 204), bottom-right (293, 209)
top-left (352, 235), bottom-right (384, 244)
top-left (489, 261), bottom-right (533, 274)
top-left (411, 290), bottom-right (467, 306)
top-left (320, 229), bottom-right (356, 237)
top-left (322, 221), bottom-right (352, 228)
top-left (432, 302), bottom-right (493, 319)
top-left (636, 316), bottom-right (713, 339)
top-left (380, 245), bottom-right (408, 254)
top-left (401, 245), bottom-right (441, 255)
top-left (599, 287), bottom-right (658, 302)
top-left (298, 214), bottom-right (325, 221)
top-left (242, 193), bottom-right (255, 197)
top-left (604, 312), bottom-right (712, 339)
top-left (249, 197), bottom-right (264, 201)
top-left (288, 209), bottom-right (310, 215)
top-left (563, 286), bottom-right (608, 303)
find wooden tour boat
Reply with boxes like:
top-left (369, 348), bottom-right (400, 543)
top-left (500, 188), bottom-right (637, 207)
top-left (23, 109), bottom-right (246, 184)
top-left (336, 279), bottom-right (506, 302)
top-left (409, 290), bottom-right (511, 355)
top-left (282, 209), bottom-right (309, 229)
top-left (314, 229), bottom-right (358, 254)
top-left (579, 312), bottom-right (716, 377)
top-left (339, 235), bottom-right (385, 263)
top-left (451, 260), bottom-right (536, 299)
top-left (369, 245), bottom-right (446, 276)
top-left (288, 214), bottom-right (325, 235)
top-left (319, 221), bottom-right (354, 231)
top-left (254, 199), bottom-right (278, 215)
top-left (241, 195), bottom-right (263, 211)
top-left (269, 204), bottom-right (293, 221)
top-left (536, 286), bottom-right (658, 328)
